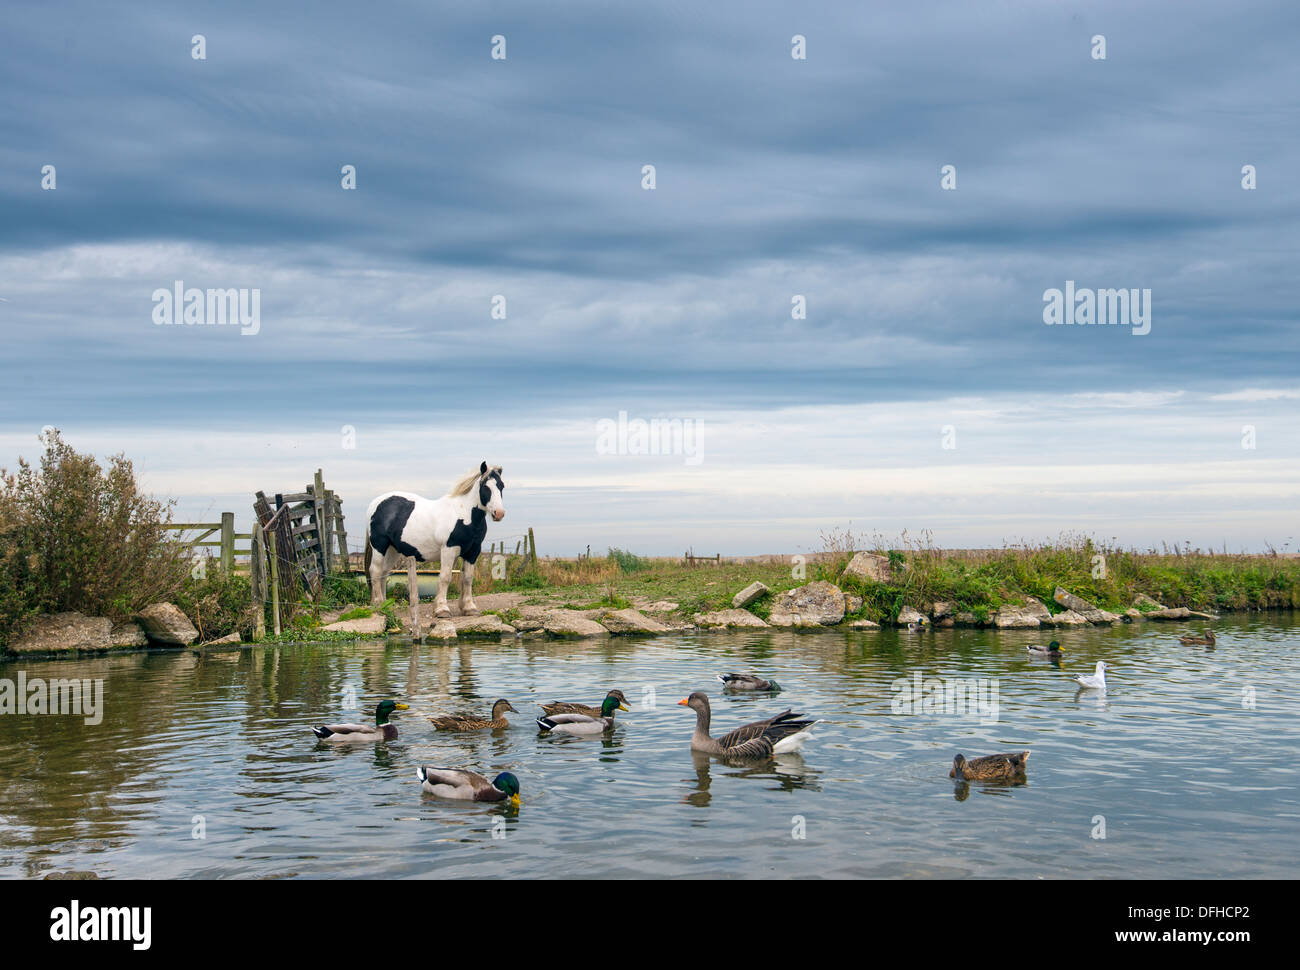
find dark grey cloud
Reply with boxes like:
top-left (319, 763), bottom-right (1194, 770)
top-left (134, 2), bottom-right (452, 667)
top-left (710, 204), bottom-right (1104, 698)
top-left (1, 0), bottom-right (1297, 430)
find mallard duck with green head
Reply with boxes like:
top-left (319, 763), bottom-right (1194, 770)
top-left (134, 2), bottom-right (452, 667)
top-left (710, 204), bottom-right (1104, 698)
top-left (1027, 640), bottom-right (1063, 658)
top-left (416, 767), bottom-right (521, 806)
top-left (536, 693), bottom-right (627, 735)
top-left (311, 700), bottom-right (408, 742)
top-left (950, 751), bottom-right (1029, 781)
top-left (429, 698), bottom-right (517, 731)
top-left (540, 689), bottom-right (628, 718)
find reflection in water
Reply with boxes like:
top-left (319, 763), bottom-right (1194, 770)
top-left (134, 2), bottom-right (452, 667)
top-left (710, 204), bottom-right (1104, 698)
top-left (952, 778), bottom-right (1026, 802)
top-left (686, 750), bottom-right (822, 806)
top-left (1, 613), bottom-right (1297, 878)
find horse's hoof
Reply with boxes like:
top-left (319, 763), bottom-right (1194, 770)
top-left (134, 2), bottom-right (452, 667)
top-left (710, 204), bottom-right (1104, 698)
top-left (435, 606), bottom-right (452, 619)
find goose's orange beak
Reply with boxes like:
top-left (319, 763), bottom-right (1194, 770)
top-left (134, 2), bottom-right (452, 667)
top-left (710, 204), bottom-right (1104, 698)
top-left (677, 698), bottom-right (688, 706)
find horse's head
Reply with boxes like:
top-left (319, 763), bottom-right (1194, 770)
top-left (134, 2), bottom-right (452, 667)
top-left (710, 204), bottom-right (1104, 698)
top-left (477, 460), bottom-right (505, 521)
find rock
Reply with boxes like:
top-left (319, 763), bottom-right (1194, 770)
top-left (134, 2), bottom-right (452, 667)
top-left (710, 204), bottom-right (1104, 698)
top-left (453, 614), bottom-right (517, 637)
top-left (1142, 607), bottom-right (1191, 621)
top-left (934, 617), bottom-right (955, 628)
top-left (769, 581), bottom-right (846, 627)
top-left (1124, 608), bottom-right (1144, 621)
top-left (843, 552), bottom-right (892, 584)
top-left (844, 594), bottom-right (863, 614)
top-left (44, 871), bottom-right (99, 881)
top-left (1053, 587), bottom-right (1093, 613)
top-left (1187, 610), bottom-right (1221, 621)
top-left (109, 621), bottom-right (148, 648)
top-left (641, 600), bottom-right (679, 613)
top-left (1133, 593), bottom-right (1166, 611)
top-left (896, 606), bottom-right (926, 627)
top-left (954, 611), bottom-right (979, 627)
top-left (509, 606), bottom-right (547, 631)
top-left (427, 620), bottom-right (458, 640)
top-left (542, 610), bottom-right (608, 638)
top-left (8, 612), bottom-right (111, 654)
top-left (731, 582), bottom-right (769, 609)
top-left (600, 609), bottom-right (670, 635)
top-left (1051, 588), bottom-right (1121, 625)
top-left (199, 632), bottom-right (241, 646)
top-left (136, 602), bottom-right (199, 645)
top-left (849, 618), bottom-right (880, 629)
top-left (694, 609), bottom-right (769, 628)
top-left (930, 601), bottom-right (954, 620)
top-left (992, 605), bottom-right (1041, 628)
top-left (1022, 597), bottom-right (1053, 622)
top-left (322, 613), bottom-right (387, 634)
top-left (1048, 609), bottom-right (1089, 626)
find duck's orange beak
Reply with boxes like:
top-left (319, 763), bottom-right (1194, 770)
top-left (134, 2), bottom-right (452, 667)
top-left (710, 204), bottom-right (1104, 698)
top-left (677, 698), bottom-right (688, 706)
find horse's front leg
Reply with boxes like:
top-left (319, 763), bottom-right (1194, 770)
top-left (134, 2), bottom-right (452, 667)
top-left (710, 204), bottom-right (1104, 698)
top-left (407, 557), bottom-right (421, 640)
top-left (460, 556), bottom-right (479, 615)
top-left (435, 546), bottom-right (456, 618)
top-left (368, 547), bottom-right (391, 607)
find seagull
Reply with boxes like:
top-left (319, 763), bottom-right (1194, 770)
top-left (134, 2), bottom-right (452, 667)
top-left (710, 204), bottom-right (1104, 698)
top-left (1073, 661), bottom-right (1108, 690)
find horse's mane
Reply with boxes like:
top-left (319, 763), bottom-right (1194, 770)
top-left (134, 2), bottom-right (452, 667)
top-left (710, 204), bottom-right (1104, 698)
top-left (447, 465), bottom-right (502, 497)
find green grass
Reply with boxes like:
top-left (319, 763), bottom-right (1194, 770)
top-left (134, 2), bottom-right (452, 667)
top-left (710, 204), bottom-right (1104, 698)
top-left (503, 539), bottom-right (1300, 626)
top-left (335, 606), bottom-right (373, 621)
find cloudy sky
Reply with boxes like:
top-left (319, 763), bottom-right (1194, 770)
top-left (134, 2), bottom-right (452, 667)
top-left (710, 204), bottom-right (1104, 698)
top-left (1, 0), bottom-right (1297, 555)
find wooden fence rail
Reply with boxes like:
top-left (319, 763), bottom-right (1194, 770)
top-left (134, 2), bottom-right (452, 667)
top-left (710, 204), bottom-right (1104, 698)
top-left (683, 551), bottom-right (722, 567)
top-left (163, 513), bottom-right (252, 575)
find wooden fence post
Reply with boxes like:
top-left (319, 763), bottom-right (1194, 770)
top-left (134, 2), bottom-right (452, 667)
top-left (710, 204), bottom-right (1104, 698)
top-left (250, 524), bottom-right (267, 642)
top-left (330, 490), bottom-right (348, 573)
top-left (268, 528), bottom-right (282, 637)
top-left (314, 469), bottom-right (329, 574)
top-left (528, 527), bottom-right (537, 564)
top-left (220, 512), bottom-right (235, 576)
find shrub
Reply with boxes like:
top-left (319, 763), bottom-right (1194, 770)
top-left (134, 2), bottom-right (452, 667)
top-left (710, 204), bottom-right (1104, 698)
top-left (319, 574), bottom-right (371, 609)
top-left (173, 570), bottom-right (258, 642)
top-left (0, 430), bottom-right (189, 646)
top-left (607, 547), bottom-right (650, 573)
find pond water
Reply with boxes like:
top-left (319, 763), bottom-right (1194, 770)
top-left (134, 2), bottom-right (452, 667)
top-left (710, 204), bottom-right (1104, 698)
top-left (1, 614), bottom-right (1297, 879)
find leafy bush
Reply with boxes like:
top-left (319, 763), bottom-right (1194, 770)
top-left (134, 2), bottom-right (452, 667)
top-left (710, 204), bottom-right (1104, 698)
top-left (507, 566), bottom-right (548, 589)
top-left (0, 430), bottom-right (189, 646)
top-left (607, 547), bottom-right (651, 573)
top-left (319, 573), bottom-right (372, 609)
top-left (173, 570), bottom-right (258, 642)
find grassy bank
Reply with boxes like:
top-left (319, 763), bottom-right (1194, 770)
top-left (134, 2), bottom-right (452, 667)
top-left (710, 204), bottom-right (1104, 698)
top-left (492, 536), bottom-right (1300, 625)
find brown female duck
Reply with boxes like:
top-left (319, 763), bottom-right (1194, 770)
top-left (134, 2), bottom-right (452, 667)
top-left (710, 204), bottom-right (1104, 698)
top-left (950, 751), bottom-right (1030, 781)
top-left (1179, 629), bottom-right (1216, 646)
top-left (429, 698), bottom-right (517, 731)
top-left (716, 673), bottom-right (782, 692)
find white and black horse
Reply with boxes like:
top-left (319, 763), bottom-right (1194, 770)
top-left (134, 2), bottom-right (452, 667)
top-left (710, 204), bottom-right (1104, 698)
top-left (365, 462), bottom-right (505, 636)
